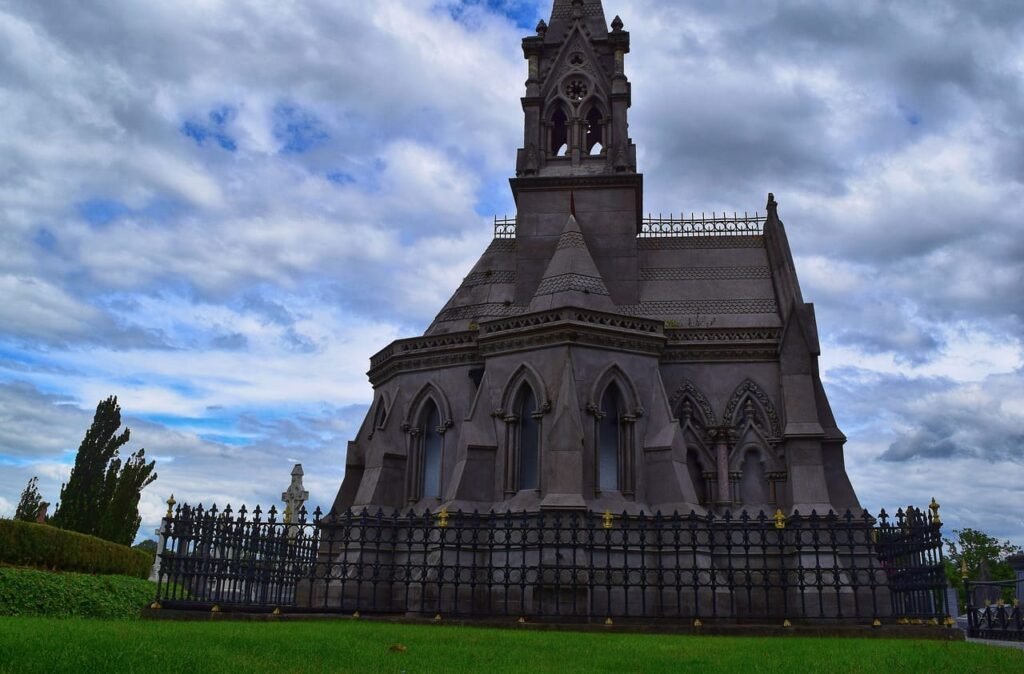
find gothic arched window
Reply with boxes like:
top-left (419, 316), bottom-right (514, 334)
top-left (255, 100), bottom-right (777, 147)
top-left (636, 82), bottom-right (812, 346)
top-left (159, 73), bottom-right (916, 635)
top-left (420, 401), bottom-right (443, 499)
top-left (597, 384), bottom-right (622, 492)
top-left (550, 108), bottom-right (568, 157)
top-left (516, 385), bottom-right (540, 491)
top-left (585, 107), bottom-right (603, 155)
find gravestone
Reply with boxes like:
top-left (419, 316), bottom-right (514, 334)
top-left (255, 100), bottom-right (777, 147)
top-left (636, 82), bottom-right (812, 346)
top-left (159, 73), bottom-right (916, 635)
top-left (1007, 553), bottom-right (1024, 605)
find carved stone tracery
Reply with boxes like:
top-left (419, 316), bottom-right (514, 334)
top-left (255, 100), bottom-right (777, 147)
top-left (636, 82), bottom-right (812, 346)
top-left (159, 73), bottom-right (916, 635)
top-left (723, 378), bottom-right (782, 440)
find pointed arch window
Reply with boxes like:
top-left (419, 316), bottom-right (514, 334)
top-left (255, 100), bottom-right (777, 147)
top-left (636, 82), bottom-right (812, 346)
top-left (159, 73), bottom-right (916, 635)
top-left (597, 384), bottom-right (622, 492)
top-left (550, 108), bottom-right (568, 157)
top-left (503, 384), bottom-right (542, 494)
top-left (516, 385), bottom-right (540, 491)
top-left (585, 107), bottom-right (604, 155)
top-left (419, 401), bottom-right (443, 500)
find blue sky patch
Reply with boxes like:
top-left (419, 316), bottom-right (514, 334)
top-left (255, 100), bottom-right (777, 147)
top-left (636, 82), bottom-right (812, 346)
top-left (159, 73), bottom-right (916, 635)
top-left (897, 102), bottom-right (922, 127)
top-left (273, 103), bottom-right (329, 154)
top-left (448, 0), bottom-right (540, 30)
top-left (326, 170), bottom-right (356, 185)
top-left (77, 199), bottom-right (131, 226)
top-left (33, 228), bottom-right (57, 251)
top-left (181, 105), bottom-right (238, 151)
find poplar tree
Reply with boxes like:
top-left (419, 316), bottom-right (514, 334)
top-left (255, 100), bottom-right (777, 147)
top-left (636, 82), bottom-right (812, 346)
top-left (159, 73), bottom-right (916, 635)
top-left (51, 396), bottom-right (157, 545)
top-left (14, 476), bottom-right (43, 522)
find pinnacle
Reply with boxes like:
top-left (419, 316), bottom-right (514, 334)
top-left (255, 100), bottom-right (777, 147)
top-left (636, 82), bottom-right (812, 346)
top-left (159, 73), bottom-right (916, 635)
top-left (528, 213), bottom-right (614, 312)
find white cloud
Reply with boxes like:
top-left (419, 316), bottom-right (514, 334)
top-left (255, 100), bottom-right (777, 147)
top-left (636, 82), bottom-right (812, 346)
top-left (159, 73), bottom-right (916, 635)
top-left (0, 0), bottom-right (1022, 545)
top-left (0, 275), bottom-right (101, 341)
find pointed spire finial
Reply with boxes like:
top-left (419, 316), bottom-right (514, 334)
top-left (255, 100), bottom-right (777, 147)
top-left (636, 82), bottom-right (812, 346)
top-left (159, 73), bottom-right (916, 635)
top-left (611, 15), bottom-right (624, 32)
top-left (767, 193), bottom-right (778, 217)
top-left (536, 19), bottom-right (547, 36)
top-left (570, 192), bottom-right (576, 216)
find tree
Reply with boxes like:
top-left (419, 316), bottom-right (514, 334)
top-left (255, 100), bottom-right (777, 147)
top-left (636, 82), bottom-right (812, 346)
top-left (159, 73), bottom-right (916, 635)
top-left (944, 528), bottom-right (1022, 610)
top-left (14, 477), bottom-right (43, 522)
top-left (133, 538), bottom-right (159, 565)
top-left (51, 396), bottom-right (157, 545)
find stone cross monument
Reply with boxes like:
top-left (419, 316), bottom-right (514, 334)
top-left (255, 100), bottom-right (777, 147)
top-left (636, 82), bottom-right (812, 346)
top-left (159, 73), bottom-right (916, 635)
top-left (282, 464), bottom-right (309, 523)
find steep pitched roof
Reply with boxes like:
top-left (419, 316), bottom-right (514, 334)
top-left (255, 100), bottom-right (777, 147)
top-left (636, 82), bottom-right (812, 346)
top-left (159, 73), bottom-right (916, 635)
top-left (545, 0), bottom-right (608, 41)
top-left (529, 214), bottom-right (615, 312)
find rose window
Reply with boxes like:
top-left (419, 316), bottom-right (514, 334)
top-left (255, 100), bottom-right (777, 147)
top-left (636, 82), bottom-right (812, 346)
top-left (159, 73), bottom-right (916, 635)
top-left (564, 79), bottom-right (588, 102)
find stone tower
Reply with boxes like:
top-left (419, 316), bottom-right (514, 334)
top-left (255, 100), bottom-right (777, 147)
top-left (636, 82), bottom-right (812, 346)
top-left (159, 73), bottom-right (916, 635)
top-left (329, 0), bottom-right (860, 518)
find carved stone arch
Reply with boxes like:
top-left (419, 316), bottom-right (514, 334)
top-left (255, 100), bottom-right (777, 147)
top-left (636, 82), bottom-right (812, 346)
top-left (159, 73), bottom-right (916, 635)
top-left (544, 99), bottom-right (572, 157)
top-left (498, 363), bottom-right (551, 419)
top-left (581, 98), bottom-right (607, 155)
top-left (733, 443), bottom-right (774, 506)
top-left (540, 26), bottom-right (612, 99)
top-left (669, 380), bottom-right (716, 428)
top-left (723, 378), bottom-right (782, 439)
top-left (580, 96), bottom-right (609, 122)
top-left (728, 435), bottom-right (784, 473)
top-left (544, 97), bottom-right (573, 121)
top-left (588, 363), bottom-right (643, 418)
top-left (403, 381), bottom-right (454, 434)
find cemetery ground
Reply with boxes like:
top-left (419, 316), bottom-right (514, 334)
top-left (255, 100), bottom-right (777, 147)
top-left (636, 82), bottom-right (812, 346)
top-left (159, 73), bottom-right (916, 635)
top-left (1, 616), bottom-right (1022, 673)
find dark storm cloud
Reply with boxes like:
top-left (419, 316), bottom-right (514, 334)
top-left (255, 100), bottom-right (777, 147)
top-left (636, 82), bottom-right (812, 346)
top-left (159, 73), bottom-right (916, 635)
top-left (0, 381), bottom-right (91, 459)
top-left (825, 367), bottom-right (1024, 463)
top-left (882, 421), bottom-right (1024, 463)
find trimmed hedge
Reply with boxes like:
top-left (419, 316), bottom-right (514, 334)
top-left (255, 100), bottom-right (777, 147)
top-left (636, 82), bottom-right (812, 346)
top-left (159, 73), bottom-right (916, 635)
top-left (0, 520), bottom-right (151, 578)
top-left (0, 567), bottom-right (155, 619)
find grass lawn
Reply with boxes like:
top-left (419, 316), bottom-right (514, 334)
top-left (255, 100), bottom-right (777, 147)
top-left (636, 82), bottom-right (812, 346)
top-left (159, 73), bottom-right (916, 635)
top-left (0, 618), bottom-right (1021, 673)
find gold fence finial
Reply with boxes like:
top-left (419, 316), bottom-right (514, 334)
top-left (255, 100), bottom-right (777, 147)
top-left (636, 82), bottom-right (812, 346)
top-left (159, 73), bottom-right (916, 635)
top-left (929, 498), bottom-right (941, 525)
top-left (436, 507), bottom-right (450, 528)
top-left (774, 509), bottom-right (787, 530)
top-left (165, 494), bottom-right (176, 518)
top-left (960, 557), bottom-right (969, 579)
top-left (602, 510), bottom-right (614, 529)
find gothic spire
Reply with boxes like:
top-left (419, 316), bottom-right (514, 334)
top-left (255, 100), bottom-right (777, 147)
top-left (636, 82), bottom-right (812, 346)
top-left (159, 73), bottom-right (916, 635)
top-left (516, 0), bottom-right (634, 177)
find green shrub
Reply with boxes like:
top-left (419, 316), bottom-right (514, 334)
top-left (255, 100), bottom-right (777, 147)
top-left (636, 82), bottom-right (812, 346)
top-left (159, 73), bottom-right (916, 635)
top-left (0, 567), bottom-right (156, 619)
top-left (0, 520), bottom-right (151, 578)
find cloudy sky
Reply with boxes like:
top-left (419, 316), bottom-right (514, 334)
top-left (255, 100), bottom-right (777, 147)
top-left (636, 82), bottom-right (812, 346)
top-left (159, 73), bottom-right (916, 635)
top-left (0, 0), bottom-right (1021, 545)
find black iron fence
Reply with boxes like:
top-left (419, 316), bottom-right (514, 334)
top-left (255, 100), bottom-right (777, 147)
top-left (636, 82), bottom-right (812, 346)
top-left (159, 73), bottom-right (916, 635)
top-left (155, 504), bottom-right (949, 623)
top-left (964, 579), bottom-right (1023, 641)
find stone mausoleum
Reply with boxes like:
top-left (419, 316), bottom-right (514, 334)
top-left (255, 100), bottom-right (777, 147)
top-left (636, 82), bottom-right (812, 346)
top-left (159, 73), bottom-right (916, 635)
top-left (329, 0), bottom-right (860, 521)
